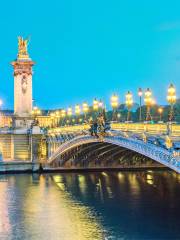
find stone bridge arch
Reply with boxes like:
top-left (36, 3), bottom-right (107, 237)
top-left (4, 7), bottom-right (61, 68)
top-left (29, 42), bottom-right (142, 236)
top-left (48, 135), bottom-right (180, 173)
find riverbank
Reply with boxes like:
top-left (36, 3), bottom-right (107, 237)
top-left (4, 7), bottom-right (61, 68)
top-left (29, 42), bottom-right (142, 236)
top-left (0, 161), bottom-right (40, 174)
top-left (43, 165), bottom-right (168, 173)
top-left (0, 161), bottom-right (169, 174)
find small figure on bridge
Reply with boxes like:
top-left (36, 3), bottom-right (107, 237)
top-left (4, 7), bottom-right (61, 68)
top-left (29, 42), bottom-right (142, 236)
top-left (89, 120), bottom-right (99, 137)
top-left (97, 114), bottom-right (105, 133)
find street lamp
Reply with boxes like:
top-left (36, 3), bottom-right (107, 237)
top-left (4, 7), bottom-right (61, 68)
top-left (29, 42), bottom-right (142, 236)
top-left (72, 118), bottom-right (75, 124)
top-left (158, 107), bottom-right (163, 122)
top-left (144, 88), bottom-right (153, 121)
top-left (167, 84), bottom-right (176, 122)
top-left (125, 91), bottom-right (133, 121)
top-left (82, 102), bottom-right (89, 120)
top-left (66, 119), bottom-right (70, 125)
top-left (117, 113), bottom-right (121, 122)
top-left (75, 104), bottom-right (81, 123)
top-left (138, 88), bottom-right (143, 122)
top-left (98, 99), bottom-right (104, 113)
top-left (75, 104), bottom-right (81, 115)
top-left (61, 109), bottom-right (66, 126)
top-left (67, 107), bottom-right (72, 126)
top-left (93, 98), bottom-right (99, 111)
top-left (110, 94), bottom-right (119, 121)
top-left (32, 106), bottom-right (41, 124)
top-left (67, 107), bottom-right (72, 117)
top-left (54, 111), bottom-right (61, 126)
top-left (79, 118), bottom-right (83, 123)
top-left (61, 109), bottom-right (66, 118)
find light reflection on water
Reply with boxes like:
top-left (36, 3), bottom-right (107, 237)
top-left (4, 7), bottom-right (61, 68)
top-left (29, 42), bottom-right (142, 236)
top-left (0, 174), bottom-right (104, 240)
top-left (0, 171), bottom-right (180, 239)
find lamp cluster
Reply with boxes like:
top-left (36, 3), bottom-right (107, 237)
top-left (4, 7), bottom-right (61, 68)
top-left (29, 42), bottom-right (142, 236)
top-left (26, 83), bottom-right (178, 127)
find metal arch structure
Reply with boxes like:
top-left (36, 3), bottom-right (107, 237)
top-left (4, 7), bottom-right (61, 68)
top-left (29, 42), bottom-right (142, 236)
top-left (48, 135), bottom-right (180, 173)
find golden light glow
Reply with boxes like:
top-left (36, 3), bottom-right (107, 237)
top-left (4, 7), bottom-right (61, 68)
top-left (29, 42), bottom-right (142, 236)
top-left (158, 107), bottom-right (163, 114)
top-left (167, 83), bottom-right (176, 105)
top-left (67, 107), bottom-right (73, 116)
top-left (75, 104), bottom-right (81, 115)
top-left (110, 94), bottom-right (119, 109)
top-left (125, 91), bottom-right (133, 109)
top-left (51, 175), bottom-right (104, 239)
top-left (144, 88), bottom-right (153, 106)
top-left (93, 98), bottom-right (99, 111)
top-left (55, 111), bottom-right (60, 118)
top-left (50, 123), bottom-right (180, 137)
top-left (146, 174), bottom-right (154, 185)
top-left (32, 106), bottom-right (41, 116)
top-left (61, 109), bottom-right (66, 118)
top-left (82, 102), bottom-right (89, 113)
top-left (151, 99), bottom-right (156, 105)
top-left (50, 112), bottom-right (55, 118)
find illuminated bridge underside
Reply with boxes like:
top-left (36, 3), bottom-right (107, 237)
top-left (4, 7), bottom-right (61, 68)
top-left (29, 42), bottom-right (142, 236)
top-left (48, 135), bottom-right (180, 173)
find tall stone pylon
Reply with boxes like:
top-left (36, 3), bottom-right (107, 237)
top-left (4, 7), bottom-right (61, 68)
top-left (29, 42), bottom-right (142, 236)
top-left (12, 37), bottom-right (35, 118)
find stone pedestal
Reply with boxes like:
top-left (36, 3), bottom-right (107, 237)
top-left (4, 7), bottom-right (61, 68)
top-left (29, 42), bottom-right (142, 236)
top-left (32, 126), bottom-right (41, 134)
top-left (13, 116), bottom-right (34, 129)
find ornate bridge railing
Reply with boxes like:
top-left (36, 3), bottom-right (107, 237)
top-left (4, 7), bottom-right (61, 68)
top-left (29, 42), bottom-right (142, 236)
top-left (48, 135), bottom-right (180, 173)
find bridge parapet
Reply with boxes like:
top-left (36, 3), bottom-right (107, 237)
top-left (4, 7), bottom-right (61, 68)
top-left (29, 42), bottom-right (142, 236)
top-left (48, 123), bottom-right (180, 137)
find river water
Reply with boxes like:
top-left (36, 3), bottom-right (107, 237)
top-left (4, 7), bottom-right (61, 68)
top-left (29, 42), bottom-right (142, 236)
top-left (0, 170), bottom-right (180, 240)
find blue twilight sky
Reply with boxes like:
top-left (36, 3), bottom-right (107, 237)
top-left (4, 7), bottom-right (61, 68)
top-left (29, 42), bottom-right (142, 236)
top-left (0, 0), bottom-right (180, 109)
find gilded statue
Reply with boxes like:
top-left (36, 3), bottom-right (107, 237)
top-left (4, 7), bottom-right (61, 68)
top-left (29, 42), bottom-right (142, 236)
top-left (17, 36), bottom-right (29, 59)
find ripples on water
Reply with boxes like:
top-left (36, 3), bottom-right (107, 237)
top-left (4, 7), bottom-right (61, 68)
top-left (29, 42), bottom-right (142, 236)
top-left (0, 171), bottom-right (180, 240)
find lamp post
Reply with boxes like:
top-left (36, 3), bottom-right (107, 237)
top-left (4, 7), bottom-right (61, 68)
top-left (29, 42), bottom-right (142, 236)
top-left (110, 94), bottom-right (119, 121)
top-left (82, 102), bottom-right (89, 121)
top-left (98, 99), bottom-right (103, 113)
top-left (93, 98), bottom-right (99, 111)
top-left (158, 107), bottom-right (163, 122)
top-left (75, 104), bottom-right (81, 123)
top-left (66, 119), bottom-right (70, 125)
top-left (117, 113), bottom-right (121, 122)
top-left (138, 88), bottom-right (143, 122)
top-left (125, 91), bottom-right (133, 122)
top-left (67, 107), bottom-right (72, 124)
top-left (61, 109), bottom-right (66, 126)
top-left (32, 106), bottom-right (41, 125)
top-left (93, 98), bottom-right (99, 120)
top-left (79, 118), bottom-right (83, 124)
top-left (67, 107), bottom-right (72, 116)
top-left (144, 88), bottom-right (153, 122)
top-left (167, 84), bottom-right (176, 122)
top-left (55, 110), bottom-right (60, 126)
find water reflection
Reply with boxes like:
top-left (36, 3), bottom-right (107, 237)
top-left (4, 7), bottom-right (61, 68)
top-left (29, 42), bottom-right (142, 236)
top-left (0, 178), bottom-right (11, 238)
top-left (0, 174), bottom-right (104, 240)
top-left (52, 171), bottom-right (180, 239)
top-left (0, 171), bottom-right (179, 239)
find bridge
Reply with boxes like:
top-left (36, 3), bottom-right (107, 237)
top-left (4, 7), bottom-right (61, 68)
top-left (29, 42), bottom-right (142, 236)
top-left (46, 123), bottom-right (180, 173)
